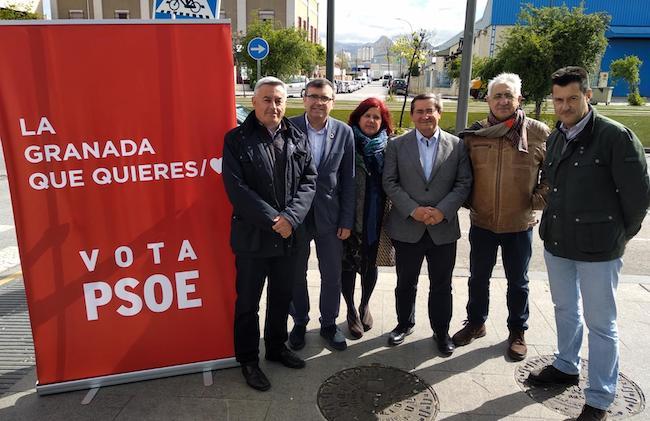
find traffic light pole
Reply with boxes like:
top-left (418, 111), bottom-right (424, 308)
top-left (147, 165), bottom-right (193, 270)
top-left (455, 0), bottom-right (477, 134)
top-left (326, 0), bottom-right (335, 82)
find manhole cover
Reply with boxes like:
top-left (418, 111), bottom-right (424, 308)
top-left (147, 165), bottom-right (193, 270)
top-left (317, 365), bottom-right (439, 421)
top-left (515, 355), bottom-right (645, 419)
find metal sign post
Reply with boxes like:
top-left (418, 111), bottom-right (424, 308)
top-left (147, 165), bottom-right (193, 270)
top-left (247, 37), bottom-right (269, 81)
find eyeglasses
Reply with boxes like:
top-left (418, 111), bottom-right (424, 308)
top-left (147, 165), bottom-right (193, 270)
top-left (305, 94), bottom-right (333, 103)
top-left (492, 93), bottom-right (516, 101)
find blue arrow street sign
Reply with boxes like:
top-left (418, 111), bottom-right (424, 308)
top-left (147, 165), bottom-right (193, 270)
top-left (247, 37), bottom-right (269, 61)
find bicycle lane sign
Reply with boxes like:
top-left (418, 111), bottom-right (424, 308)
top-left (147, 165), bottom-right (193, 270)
top-left (154, 0), bottom-right (219, 19)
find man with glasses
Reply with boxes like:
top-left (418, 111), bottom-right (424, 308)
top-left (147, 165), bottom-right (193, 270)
top-left (289, 78), bottom-right (356, 351)
top-left (223, 76), bottom-right (317, 391)
top-left (453, 73), bottom-right (550, 361)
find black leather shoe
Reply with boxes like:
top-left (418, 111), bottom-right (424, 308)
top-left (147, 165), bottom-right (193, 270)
top-left (265, 348), bottom-right (306, 369)
top-left (320, 325), bottom-right (347, 350)
top-left (435, 332), bottom-right (455, 357)
top-left (289, 324), bottom-right (306, 350)
top-left (241, 363), bottom-right (270, 391)
top-left (527, 364), bottom-right (579, 386)
top-left (388, 325), bottom-right (413, 346)
top-left (576, 404), bottom-right (608, 421)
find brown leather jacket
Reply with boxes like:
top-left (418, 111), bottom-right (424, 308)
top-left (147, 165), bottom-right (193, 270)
top-left (463, 117), bottom-right (550, 233)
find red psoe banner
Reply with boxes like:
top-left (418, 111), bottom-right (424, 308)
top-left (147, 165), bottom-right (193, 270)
top-left (0, 22), bottom-right (237, 389)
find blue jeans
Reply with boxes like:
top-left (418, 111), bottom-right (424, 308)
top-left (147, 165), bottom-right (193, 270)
top-left (544, 249), bottom-right (622, 410)
top-left (466, 225), bottom-right (532, 330)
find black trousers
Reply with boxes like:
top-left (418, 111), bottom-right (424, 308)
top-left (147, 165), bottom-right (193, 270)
top-left (233, 252), bottom-right (302, 364)
top-left (392, 231), bottom-right (457, 334)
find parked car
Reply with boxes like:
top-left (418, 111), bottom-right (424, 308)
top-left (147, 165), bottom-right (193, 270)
top-left (285, 75), bottom-right (309, 98)
top-left (389, 78), bottom-right (408, 95)
top-left (236, 104), bottom-right (251, 125)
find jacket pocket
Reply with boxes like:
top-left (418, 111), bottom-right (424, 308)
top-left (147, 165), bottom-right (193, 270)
top-left (574, 213), bottom-right (618, 254)
top-left (230, 216), bottom-right (261, 253)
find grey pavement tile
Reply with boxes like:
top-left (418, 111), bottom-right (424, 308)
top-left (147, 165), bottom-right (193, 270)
top-left (0, 388), bottom-right (128, 421)
top-left (437, 412), bottom-right (564, 420)
top-left (617, 283), bottom-right (650, 303)
top-left (421, 337), bottom-right (516, 375)
top-left (224, 399), bottom-right (270, 421)
top-left (114, 396), bottom-right (227, 421)
top-left (263, 400), bottom-right (324, 421)
top-left (426, 372), bottom-right (565, 419)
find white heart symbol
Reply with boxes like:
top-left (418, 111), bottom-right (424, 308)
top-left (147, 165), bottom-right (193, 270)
top-left (210, 157), bottom-right (223, 174)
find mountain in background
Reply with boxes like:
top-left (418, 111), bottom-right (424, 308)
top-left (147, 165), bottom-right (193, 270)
top-left (335, 35), bottom-right (394, 64)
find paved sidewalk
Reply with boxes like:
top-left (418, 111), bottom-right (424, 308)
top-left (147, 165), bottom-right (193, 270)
top-left (0, 264), bottom-right (649, 420)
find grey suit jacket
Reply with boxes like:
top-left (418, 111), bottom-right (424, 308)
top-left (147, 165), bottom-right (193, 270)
top-left (382, 128), bottom-right (472, 244)
top-left (290, 114), bottom-right (356, 234)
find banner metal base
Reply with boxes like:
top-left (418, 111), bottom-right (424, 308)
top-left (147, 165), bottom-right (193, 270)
top-left (36, 357), bottom-right (238, 396)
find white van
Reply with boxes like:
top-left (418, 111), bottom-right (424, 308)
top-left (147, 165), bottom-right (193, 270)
top-left (355, 75), bottom-right (369, 86)
top-left (285, 75), bottom-right (309, 97)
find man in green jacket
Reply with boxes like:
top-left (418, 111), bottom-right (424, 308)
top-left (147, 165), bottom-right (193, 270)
top-left (528, 66), bottom-right (650, 421)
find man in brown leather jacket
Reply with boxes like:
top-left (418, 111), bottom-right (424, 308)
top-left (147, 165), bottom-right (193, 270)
top-left (453, 73), bottom-right (550, 361)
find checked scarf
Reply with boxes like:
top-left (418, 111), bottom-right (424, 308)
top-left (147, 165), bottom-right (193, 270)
top-left (483, 108), bottom-right (528, 152)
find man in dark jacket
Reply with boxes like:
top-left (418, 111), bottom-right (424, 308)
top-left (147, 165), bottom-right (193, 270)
top-left (527, 67), bottom-right (650, 421)
top-left (222, 76), bottom-right (317, 391)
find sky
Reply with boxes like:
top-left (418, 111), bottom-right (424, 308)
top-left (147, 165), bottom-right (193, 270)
top-left (319, 0), bottom-right (490, 46)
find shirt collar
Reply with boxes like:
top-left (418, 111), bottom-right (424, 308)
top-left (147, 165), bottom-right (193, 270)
top-left (305, 115), bottom-right (328, 134)
top-left (559, 107), bottom-right (593, 140)
top-left (261, 119), bottom-right (286, 138)
top-left (415, 127), bottom-right (440, 144)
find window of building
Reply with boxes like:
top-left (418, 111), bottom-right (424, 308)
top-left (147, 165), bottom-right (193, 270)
top-left (114, 10), bottom-right (129, 19)
top-left (259, 10), bottom-right (274, 22)
top-left (68, 9), bottom-right (84, 18)
top-left (219, 9), bottom-right (226, 19)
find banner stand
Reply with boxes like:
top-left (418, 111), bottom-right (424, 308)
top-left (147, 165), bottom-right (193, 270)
top-left (36, 358), bottom-right (238, 396)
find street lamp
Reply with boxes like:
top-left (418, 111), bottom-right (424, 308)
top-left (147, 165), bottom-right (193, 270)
top-left (395, 17), bottom-right (414, 34)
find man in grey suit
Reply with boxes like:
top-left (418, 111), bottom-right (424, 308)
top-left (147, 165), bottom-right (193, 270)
top-left (383, 93), bottom-right (472, 356)
top-left (289, 78), bottom-right (356, 351)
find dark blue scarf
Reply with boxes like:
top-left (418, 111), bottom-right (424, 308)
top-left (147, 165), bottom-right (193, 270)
top-left (352, 126), bottom-right (388, 246)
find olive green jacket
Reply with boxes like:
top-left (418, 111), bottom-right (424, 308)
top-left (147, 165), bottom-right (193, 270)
top-left (539, 109), bottom-right (650, 261)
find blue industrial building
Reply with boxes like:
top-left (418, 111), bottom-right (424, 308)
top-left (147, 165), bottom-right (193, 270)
top-left (437, 0), bottom-right (650, 97)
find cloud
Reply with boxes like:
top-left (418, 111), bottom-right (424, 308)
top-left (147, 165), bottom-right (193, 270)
top-left (319, 0), bottom-right (489, 45)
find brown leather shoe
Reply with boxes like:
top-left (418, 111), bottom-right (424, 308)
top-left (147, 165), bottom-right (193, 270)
top-left (347, 309), bottom-right (364, 339)
top-left (452, 321), bottom-right (486, 346)
top-left (507, 329), bottom-right (527, 361)
top-left (576, 404), bottom-right (608, 420)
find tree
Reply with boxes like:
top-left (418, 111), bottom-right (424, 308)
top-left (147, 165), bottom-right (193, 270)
top-left (390, 30), bottom-right (433, 128)
top-left (0, 2), bottom-right (40, 19)
top-left (446, 57), bottom-right (462, 84)
top-left (239, 17), bottom-right (325, 84)
top-left (610, 55), bottom-right (644, 105)
top-left (475, 4), bottom-right (609, 118)
top-left (336, 51), bottom-right (350, 72)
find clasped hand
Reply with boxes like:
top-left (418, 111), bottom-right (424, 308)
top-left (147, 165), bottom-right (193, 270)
top-left (272, 215), bottom-right (293, 238)
top-left (412, 206), bottom-right (444, 225)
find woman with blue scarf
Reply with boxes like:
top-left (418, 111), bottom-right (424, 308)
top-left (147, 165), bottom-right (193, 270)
top-left (342, 97), bottom-right (395, 339)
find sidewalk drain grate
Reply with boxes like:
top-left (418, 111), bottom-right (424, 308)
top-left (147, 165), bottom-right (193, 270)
top-left (515, 355), bottom-right (645, 419)
top-left (317, 364), bottom-right (439, 420)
